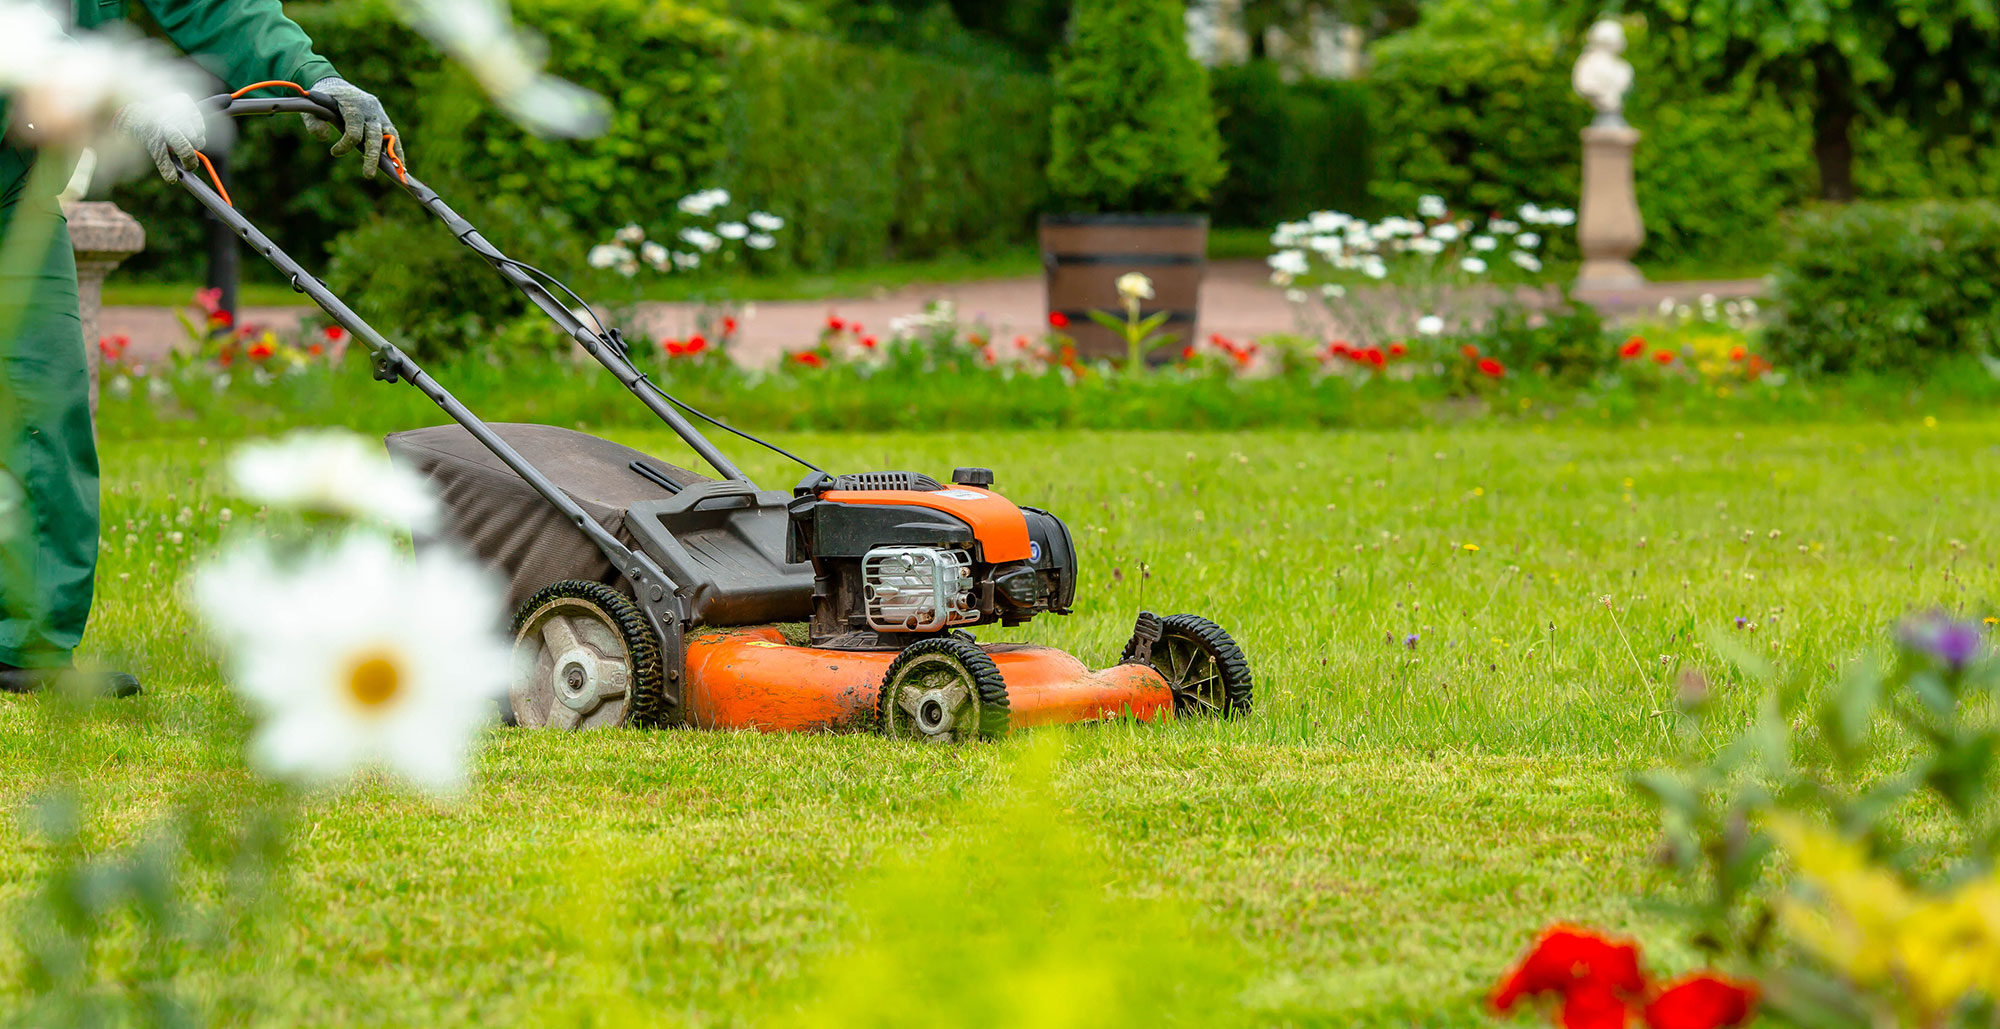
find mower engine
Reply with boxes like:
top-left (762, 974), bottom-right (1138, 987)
top-left (788, 468), bottom-right (1076, 649)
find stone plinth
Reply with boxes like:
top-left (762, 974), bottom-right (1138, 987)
top-left (62, 201), bottom-right (145, 412)
top-left (1575, 124), bottom-right (1645, 295)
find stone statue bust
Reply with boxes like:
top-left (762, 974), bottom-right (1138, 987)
top-left (1572, 19), bottom-right (1633, 127)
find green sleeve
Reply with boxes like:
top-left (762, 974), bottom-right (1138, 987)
top-left (139, 0), bottom-right (339, 93)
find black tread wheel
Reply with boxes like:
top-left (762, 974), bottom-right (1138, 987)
top-left (510, 580), bottom-right (667, 730)
top-left (876, 637), bottom-right (1010, 742)
top-left (1122, 613), bottom-right (1253, 718)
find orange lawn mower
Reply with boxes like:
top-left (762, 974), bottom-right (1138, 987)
top-left (177, 87), bottom-right (1253, 742)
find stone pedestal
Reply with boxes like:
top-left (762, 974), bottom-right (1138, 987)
top-left (1575, 124), bottom-right (1645, 294)
top-left (62, 201), bottom-right (146, 412)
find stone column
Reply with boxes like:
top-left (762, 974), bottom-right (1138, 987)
top-left (1575, 125), bottom-right (1646, 294)
top-left (62, 201), bottom-right (146, 412)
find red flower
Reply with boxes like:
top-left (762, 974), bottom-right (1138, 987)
top-left (193, 287), bottom-right (223, 315)
top-left (1015, 336), bottom-right (1030, 350)
top-left (208, 309), bottom-right (234, 329)
top-left (1462, 343), bottom-right (1482, 360)
top-left (1563, 980), bottom-right (1634, 1029)
top-left (826, 315), bottom-right (845, 332)
top-left (322, 325), bottom-right (347, 344)
top-left (247, 339), bottom-right (276, 361)
top-left (1364, 347), bottom-right (1386, 368)
top-left (217, 345), bottom-right (236, 368)
top-left (685, 336), bottom-right (708, 355)
top-left (661, 338), bottom-right (685, 356)
top-left (1641, 975), bottom-right (1756, 1029)
top-left (1492, 927), bottom-right (1646, 1015)
top-left (307, 343), bottom-right (324, 357)
top-left (860, 335), bottom-right (878, 349)
top-left (97, 334), bottom-right (129, 359)
top-left (1048, 311), bottom-right (1069, 329)
top-left (722, 316), bottom-right (738, 336)
top-left (792, 351), bottom-right (825, 368)
top-left (1727, 346), bottom-right (1746, 362)
top-left (1388, 342), bottom-right (1407, 358)
top-left (1478, 357), bottom-right (1506, 378)
top-left (1329, 341), bottom-right (1350, 357)
top-left (1747, 356), bottom-right (1772, 376)
top-left (1182, 345), bottom-right (1197, 361)
top-left (982, 346), bottom-right (996, 365)
top-left (1653, 351), bottom-right (1674, 365)
top-left (1620, 336), bottom-right (1646, 359)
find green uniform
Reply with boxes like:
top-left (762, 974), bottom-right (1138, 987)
top-left (0, 0), bottom-right (336, 667)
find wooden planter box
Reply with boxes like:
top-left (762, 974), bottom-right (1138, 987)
top-left (1040, 214), bottom-right (1208, 363)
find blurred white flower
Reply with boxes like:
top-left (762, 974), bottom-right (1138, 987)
top-left (672, 251), bottom-right (701, 270)
top-left (1408, 237), bottom-right (1446, 256)
top-left (639, 241), bottom-right (669, 271)
top-left (1741, 298), bottom-right (1759, 316)
top-left (1471, 235), bottom-right (1497, 252)
top-left (1418, 195), bottom-right (1448, 219)
top-left (1417, 315), bottom-right (1445, 336)
top-left (1361, 257), bottom-right (1388, 280)
top-left (613, 223), bottom-right (645, 245)
top-left (716, 221), bottom-right (748, 241)
top-left (747, 211), bottom-right (784, 232)
top-left (1657, 297), bottom-right (1677, 317)
top-left (1461, 257), bottom-right (1488, 274)
top-left (676, 188), bottom-right (730, 217)
top-left (1309, 210), bottom-right (1351, 233)
top-left (1268, 249), bottom-right (1310, 278)
top-left (192, 533), bottom-right (509, 794)
top-left (615, 258), bottom-right (639, 278)
top-left (403, 0), bottom-right (609, 138)
top-left (1511, 251), bottom-right (1544, 273)
top-left (587, 243), bottom-right (631, 269)
top-left (1116, 272), bottom-right (1155, 303)
top-left (0, 6), bottom-right (209, 157)
top-left (1546, 207), bottom-right (1577, 226)
top-left (229, 429), bottom-right (438, 531)
top-left (1491, 219), bottom-right (1521, 235)
top-left (1517, 232), bottom-right (1541, 249)
top-left (679, 227), bottom-right (721, 253)
top-left (1284, 288), bottom-right (1308, 304)
top-left (746, 233), bottom-right (776, 251)
top-left (1319, 283), bottom-right (1346, 300)
top-left (1429, 222), bottom-right (1461, 242)
top-left (1519, 203), bottom-right (1544, 223)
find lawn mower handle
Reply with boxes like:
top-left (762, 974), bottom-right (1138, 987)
top-left (194, 91), bottom-right (750, 485)
top-left (175, 91), bottom-right (703, 708)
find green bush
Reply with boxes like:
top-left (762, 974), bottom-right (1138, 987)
top-left (1764, 200), bottom-right (2000, 374)
top-left (108, 0), bottom-right (1051, 321)
top-left (1046, 0), bottom-right (1225, 212)
top-left (1210, 62), bottom-right (1372, 227)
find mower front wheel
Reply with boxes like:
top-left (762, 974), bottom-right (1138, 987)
top-left (509, 580), bottom-right (667, 730)
top-left (876, 638), bottom-right (1010, 743)
top-left (1123, 613), bottom-right (1253, 718)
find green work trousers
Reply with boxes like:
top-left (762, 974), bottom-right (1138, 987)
top-left (0, 188), bottom-right (97, 669)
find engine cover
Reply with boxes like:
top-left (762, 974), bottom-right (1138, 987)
top-left (788, 471), bottom-right (1077, 648)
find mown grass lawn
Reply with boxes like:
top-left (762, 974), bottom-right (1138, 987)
top-left (4, 417), bottom-right (1996, 1025)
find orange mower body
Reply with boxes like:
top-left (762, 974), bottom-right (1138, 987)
top-left (682, 627), bottom-right (1176, 733)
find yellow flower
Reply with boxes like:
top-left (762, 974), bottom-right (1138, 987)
top-left (1924, 416), bottom-right (1939, 428)
top-left (1462, 543), bottom-right (1479, 552)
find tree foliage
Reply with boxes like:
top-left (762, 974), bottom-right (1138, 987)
top-left (1047, 0), bottom-right (1226, 212)
top-left (1589, 0), bottom-right (2000, 200)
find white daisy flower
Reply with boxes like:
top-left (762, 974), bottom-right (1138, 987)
top-left (717, 222), bottom-right (749, 240)
top-left (1319, 283), bottom-right (1346, 300)
top-left (1418, 195), bottom-right (1448, 219)
top-left (1472, 236), bottom-right (1498, 252)
top-left (1361, 257), bottom-right (1388, 280)
top-left (1511, 251), bottom-right (1544, 273)
top-left (1116, 272), bottom-right (1155, 302)
top-left (229, 430), bottom-right (438, 531)
top-left (613, 223), bottom-right (645, 245)
top-left (672, 251), bottom-right (701, 270)
top-left (1461, 257), bottom-right (1488, 274)
top-left (679, 227), bottom-right (721, 253)
top-left (639, 240), bottom-right (669, 271)
top-left (746, 233), bottom-right (776, 251)
top-left (747, 211), bottom-right (785, 232)
top-left (1268, 249), bottom-right (1310, 278)
top-left (192, 533), bottom-right (510, 794)
top-left (1417, 315), bottom-right (1445, 336)
top-left (1517, 232), bottom-right (1541, 249)
top-left (587, 244), bottom-right (630, 269)
top-left (1429, 222), bottom-right (1461, 242)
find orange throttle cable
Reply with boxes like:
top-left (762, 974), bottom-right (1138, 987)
top-left (197, 79), bottom-right (408, 205)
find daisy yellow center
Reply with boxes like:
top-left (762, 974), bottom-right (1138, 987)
top-left (345, 650), bottom-right (404, 710)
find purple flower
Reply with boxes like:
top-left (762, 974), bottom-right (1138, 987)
top-left (1734, 616), bottom-right (1747, 629)
top-left (1405, 633), bottom-right (1420, 649)
top-left (1898, 612), bottom-right (1985, 669)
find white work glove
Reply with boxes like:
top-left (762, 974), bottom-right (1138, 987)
top-left (300, 77), bottom-right (400, 178)
top-left (112, 93), bottom-right (208, 184)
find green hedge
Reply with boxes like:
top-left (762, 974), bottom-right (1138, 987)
top-left (1765, 201), bottom-right (2000, 374)
top-left (108, 0), bottom-right (1050, 285)
top-left (1209, 62), bottom-right (1372, 227)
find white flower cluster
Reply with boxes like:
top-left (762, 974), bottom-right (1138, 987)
top-left (0, 1), bottom-right (207, 152)
top-left (589, 189), bottom-right (785, 277)
top-left (1658, 293), bottom-right (1760, 330)
top-left (1266, 196), bottom-right (1575, 287)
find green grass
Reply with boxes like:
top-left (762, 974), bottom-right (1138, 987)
top-left (102, 280), bottom-right (309, 308)
top-left (6, 417), bottom-right (1997, 1024)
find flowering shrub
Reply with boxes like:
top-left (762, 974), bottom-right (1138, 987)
top-left (1268, 197), bottom-right (1574, 352)
top-left (1637, 613), bottom-right (2000, 1026)
top-left (586, 188), bottom-right (785, 281)
top-left (1491, 925), bottom-right (1756, 1029)
top-left (1618, 297), bottom-right (1776, 389)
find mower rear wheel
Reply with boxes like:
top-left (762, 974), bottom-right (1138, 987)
top-left (876, 638), bottom-right (1010, 743)
top-left (509, 580), bottom-right (666, 730)
top-left (1123, 613), bottom-right (1253, 718)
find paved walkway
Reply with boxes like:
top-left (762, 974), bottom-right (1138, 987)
top-left (99, 261), bottom-right (1767, 368)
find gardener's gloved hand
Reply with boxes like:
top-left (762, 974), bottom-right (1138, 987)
top-left (112, 93), bottom-right (207, 184)
top-left (300, 77), bottom-right (400, 178)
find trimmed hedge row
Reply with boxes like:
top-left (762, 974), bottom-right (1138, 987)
top-left (1766, 201), bottom-right (2000, 374)
top-left (1210, 62), bottom-right (1371, 227)
top-left (110, 0), bottom-right (1050, 282)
